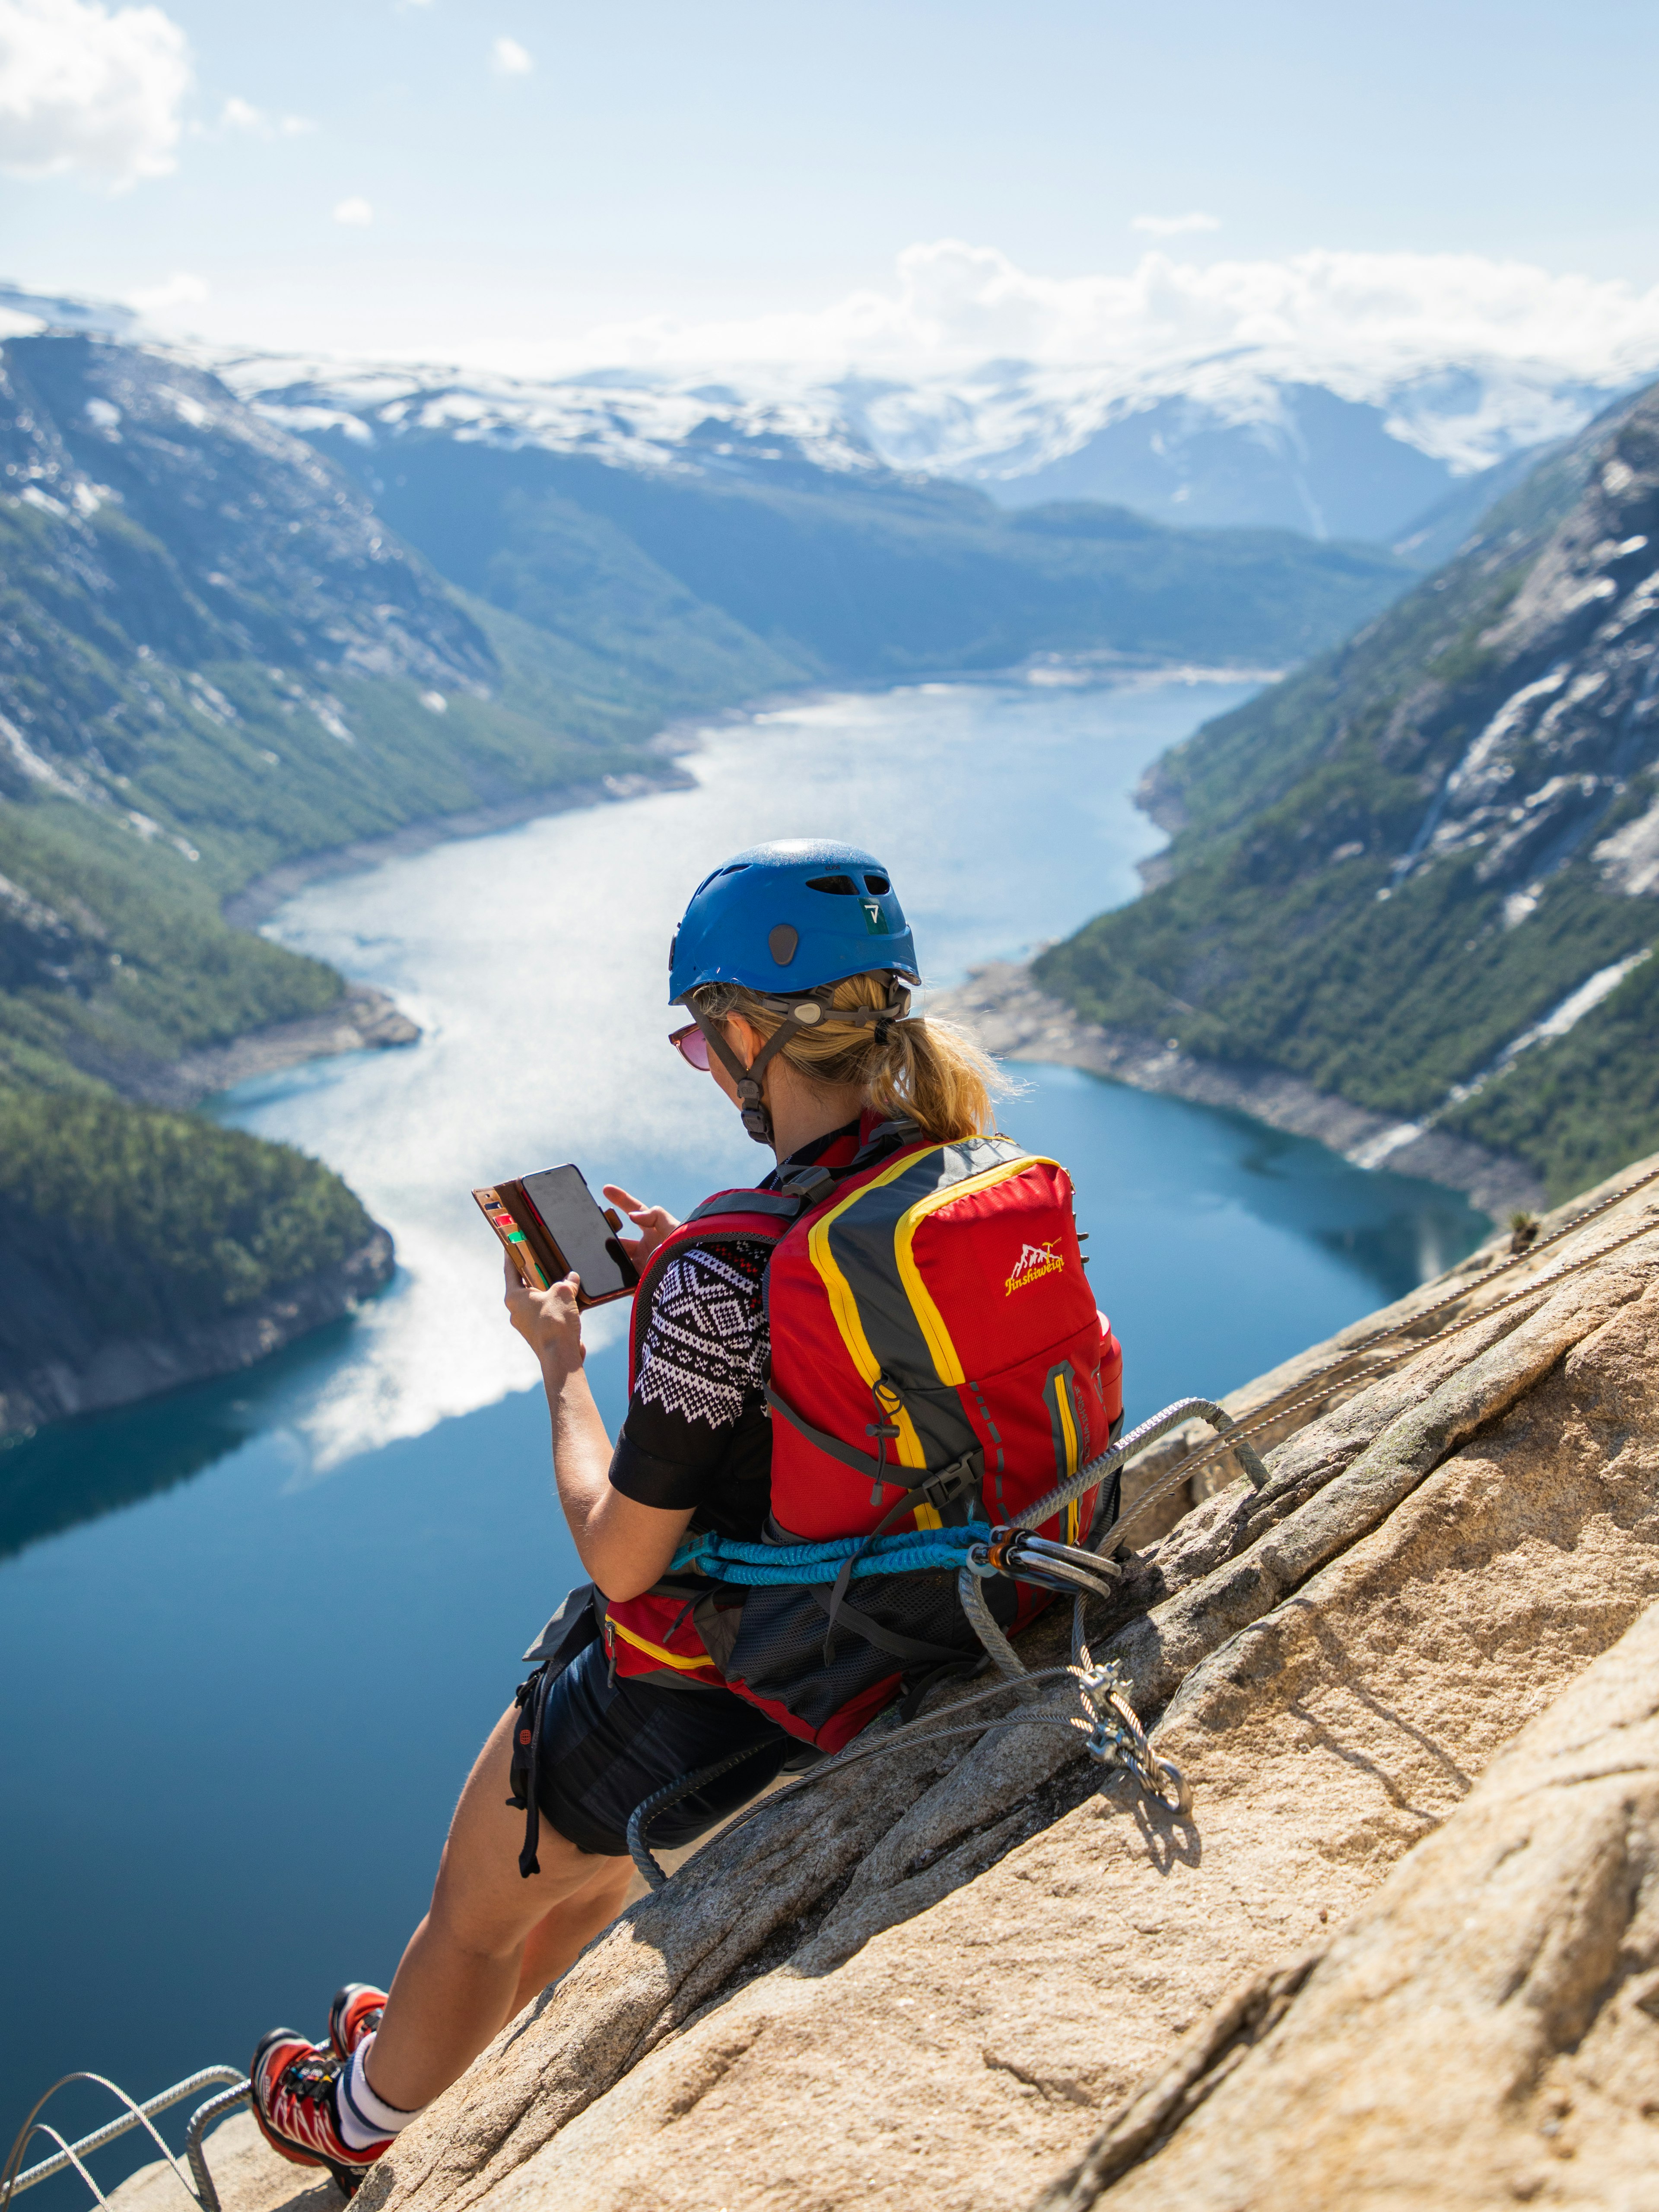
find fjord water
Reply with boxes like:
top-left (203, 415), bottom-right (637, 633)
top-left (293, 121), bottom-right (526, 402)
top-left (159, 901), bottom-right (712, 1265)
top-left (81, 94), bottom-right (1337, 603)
top-left (0, 674), bottom-right (1488, 2165)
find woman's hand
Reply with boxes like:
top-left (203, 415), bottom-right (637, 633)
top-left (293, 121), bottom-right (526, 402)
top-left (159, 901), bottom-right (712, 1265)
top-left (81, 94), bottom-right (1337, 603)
top-left (504, 1253), bottom-right (585, 1381)
top-left (602, 1185), bottom-right (678, 1275)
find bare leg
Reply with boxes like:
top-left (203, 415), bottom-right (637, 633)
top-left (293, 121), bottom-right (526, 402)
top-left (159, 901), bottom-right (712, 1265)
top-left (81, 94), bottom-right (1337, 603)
top-left (509, 1858), bottom-right (634, 2018)
top-left (364, 1706), bottom-right (626, 2112)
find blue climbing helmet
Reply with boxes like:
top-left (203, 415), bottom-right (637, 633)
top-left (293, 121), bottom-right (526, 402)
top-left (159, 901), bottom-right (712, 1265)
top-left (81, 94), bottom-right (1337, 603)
top-left (668, 840), bottom-right (921, 1145)
top-left (670, 839), bottom-right (918, 1001)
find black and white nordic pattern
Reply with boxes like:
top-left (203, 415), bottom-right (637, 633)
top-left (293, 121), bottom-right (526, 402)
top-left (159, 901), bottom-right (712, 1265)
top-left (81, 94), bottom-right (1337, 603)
top-left (634, 1239), bottom-right (772, 1432)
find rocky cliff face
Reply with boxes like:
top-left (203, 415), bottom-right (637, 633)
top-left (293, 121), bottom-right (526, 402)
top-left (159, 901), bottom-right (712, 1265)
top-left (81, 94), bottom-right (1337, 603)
top-left (110, 1152), bottom-right (1659, 2212)
top-left (1034, 386), bottom-right (1659, 1204)
top-left (0, 1226), bottom-right (392, 1437)
top-left (0, 335), bottom-right (495, 763)
top-left (1388, 398), bottom-right (1659, 906)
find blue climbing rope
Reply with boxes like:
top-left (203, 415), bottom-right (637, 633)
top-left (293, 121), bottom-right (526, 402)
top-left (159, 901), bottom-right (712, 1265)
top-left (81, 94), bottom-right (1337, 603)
top-left (667, 1526), bottom-right (991, 1584)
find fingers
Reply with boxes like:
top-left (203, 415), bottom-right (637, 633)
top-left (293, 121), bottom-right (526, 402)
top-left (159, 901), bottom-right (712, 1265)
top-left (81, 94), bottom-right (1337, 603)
top-left (602, 1184), bottom-right (650, 1219)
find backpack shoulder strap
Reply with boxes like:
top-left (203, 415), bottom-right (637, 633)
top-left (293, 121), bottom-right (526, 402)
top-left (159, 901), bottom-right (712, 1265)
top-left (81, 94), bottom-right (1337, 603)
top-left (684, 1187), bottom-right (804, 1224)
top-left (628, 1201), bottom-right (795, 1387)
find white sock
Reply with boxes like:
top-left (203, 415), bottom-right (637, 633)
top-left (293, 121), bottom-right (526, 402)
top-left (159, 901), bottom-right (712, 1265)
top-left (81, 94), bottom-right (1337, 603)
top-left (336, 2035), bottom-right (425, 2151)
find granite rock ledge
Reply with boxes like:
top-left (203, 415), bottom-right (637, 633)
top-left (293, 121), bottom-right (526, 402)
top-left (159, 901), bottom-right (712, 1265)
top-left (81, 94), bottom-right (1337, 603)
top-left (106, 1155), bottom-right (1659, 2212)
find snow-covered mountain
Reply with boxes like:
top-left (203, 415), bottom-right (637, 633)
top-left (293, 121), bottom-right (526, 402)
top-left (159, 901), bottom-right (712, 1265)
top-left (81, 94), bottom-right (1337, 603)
top-left (210, 345), bottom-right (1627, 553)
top-left (831, 357), bottom-right (1612, 539)
top-left (0, 276), bottom-right (1643, 549)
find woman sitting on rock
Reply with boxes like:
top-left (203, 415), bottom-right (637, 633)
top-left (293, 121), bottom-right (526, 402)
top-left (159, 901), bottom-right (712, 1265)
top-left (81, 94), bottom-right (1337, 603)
top-left (249, 841), bottom-right (1121, 2191)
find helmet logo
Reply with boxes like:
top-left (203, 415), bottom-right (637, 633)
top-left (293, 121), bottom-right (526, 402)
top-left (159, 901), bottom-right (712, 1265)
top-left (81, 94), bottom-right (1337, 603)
top-left (861, 899), bottom-right (889, 935)
top-left (768, 924), bottom-right (799, 966)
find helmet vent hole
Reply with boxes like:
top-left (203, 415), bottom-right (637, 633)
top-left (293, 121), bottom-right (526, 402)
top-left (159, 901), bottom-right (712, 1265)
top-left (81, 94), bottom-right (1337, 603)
top-left (768, 923), bottom-right (799, 965)
top-left (863, 874), bottom-right (890, 894)
top-left (804, 874), bottom-right (859, 894)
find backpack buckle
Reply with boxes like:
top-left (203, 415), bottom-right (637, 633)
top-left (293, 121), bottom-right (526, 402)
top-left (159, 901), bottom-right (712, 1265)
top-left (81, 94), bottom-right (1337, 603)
top-left (779, 1162), bottom-right (836, 1208)
top-left (918, 1454), bottom-right (979, 1517)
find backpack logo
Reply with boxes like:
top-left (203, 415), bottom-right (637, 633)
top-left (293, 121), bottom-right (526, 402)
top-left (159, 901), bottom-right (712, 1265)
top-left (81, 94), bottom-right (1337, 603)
top-left (1005, 1239), bottom-right (1063, 1295)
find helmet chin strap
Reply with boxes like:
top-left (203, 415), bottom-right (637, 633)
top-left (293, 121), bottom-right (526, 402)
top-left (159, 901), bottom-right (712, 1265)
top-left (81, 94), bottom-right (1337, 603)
top-left (693, 1007), bottom-right (801, 1145)
top-left (693, 980), bottom-right (913, 1148)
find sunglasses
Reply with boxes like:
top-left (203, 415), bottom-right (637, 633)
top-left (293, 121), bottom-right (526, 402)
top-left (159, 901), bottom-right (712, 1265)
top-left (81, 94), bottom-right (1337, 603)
top-left (668, 1022), bottom-right (712, 1071)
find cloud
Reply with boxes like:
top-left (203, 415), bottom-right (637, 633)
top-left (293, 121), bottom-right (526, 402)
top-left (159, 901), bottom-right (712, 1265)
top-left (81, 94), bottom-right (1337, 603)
top-left (333, 194), bottom-right (373, 225)
top-left (125, 268), bottom-right (206, 315)
top-left (490, 34), bottom-right (532, 75)
top-left (578, 238), bottom-right (1659, 398)
top-left (216, 93), bottom-right (312, 138)
top-left (0, 0), bottom-right (191, 187)
top-left (1131, 210), bottom-right (1220, 236)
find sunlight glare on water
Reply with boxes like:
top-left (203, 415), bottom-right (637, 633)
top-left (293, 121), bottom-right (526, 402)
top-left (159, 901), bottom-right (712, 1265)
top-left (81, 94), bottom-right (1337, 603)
top-left (218, 673), bottom-right (1248, 1471)
top-left (0, 669), bottom-right (1494, 2155)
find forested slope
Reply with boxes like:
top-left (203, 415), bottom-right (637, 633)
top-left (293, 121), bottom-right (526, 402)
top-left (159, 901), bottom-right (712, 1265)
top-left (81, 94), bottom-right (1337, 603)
top-left (0, 333), bottom-right (748, 1423)
top-left (1036, 385), bottom-right (1659, 1200)
top-left (303, 422), bottom-right (1409, 679)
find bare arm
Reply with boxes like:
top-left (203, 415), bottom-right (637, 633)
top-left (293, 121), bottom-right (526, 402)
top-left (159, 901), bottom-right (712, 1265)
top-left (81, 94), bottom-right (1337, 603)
top-left (503, 1255), bottom-right (691, 1602)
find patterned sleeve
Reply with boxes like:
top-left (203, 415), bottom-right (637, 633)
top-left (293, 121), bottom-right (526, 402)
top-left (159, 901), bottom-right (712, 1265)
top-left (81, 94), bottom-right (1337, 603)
top-left (607, 1238), bottom-right (772, 1512)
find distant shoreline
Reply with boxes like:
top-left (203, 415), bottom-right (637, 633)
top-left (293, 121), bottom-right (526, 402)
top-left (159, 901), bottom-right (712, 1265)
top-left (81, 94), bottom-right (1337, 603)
top-left (933, 959), bottom-right (1545, 1220)
top-left (223, 655), bottom-right (1273, 931)
top-left (222, 761), bottom-right (697, 931)
top-left (0, 1230), bottom-right (394, 1440)
top-left (202, 657), bottom-right (1267, 1103)
top-left (124, 984), bottom-right (423, 1110)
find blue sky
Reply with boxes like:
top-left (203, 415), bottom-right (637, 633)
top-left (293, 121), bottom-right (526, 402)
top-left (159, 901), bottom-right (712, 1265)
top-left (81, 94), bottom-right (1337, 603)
top-left (3, 0), bottom-right (1658, 368)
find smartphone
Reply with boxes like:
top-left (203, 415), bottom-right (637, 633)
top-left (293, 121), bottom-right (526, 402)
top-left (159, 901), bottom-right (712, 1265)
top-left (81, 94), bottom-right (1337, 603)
top-left (473, 1163), bottom-right (639, 1308)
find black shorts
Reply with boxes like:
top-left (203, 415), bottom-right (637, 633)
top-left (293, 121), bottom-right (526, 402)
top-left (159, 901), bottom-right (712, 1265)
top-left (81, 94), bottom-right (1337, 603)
top-left (534, 1640), bottom-right (797, 1859)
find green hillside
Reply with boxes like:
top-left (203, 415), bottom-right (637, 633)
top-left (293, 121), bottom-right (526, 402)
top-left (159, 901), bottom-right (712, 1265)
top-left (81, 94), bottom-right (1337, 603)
top-left (0, 335), bottom-right (796, 1417)
top-left (314, 427), bottom-right (1412, 678)
top-left (1035, 387), bottom-right (1659, 1201)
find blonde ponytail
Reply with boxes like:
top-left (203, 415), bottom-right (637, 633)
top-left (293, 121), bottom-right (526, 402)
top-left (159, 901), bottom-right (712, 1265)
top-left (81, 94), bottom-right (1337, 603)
top-left (689, 969), bottom-right (1010, 1144)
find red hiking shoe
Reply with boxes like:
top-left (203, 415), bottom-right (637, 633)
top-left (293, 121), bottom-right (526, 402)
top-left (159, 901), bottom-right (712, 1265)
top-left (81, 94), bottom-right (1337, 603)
top-left (328, 1983), bottom-right (388, 2061)
top-left (249, 2028), bottom-right (389, 2196)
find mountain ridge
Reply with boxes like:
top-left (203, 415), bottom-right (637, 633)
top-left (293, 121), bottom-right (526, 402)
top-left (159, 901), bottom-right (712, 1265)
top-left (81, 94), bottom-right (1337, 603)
top-left (1031, 380), bottom-right (1659, 1201)
top-left (207, 337), bottom-right (1632, 549)
top-left (5, 272), bottom-right (1646, 547)
top-left (0, 330), bottom-right (744, 1435)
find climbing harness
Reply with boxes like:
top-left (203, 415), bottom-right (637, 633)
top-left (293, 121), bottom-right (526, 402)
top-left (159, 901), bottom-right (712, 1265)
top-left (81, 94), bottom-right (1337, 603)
top-left (1, 2068), bottom-right (249, 2212)
top-left (627, 1647), bottom-right (1192, 1891)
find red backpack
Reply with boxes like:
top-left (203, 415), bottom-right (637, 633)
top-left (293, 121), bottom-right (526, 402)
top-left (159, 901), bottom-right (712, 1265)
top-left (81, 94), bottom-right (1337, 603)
top-left (601, 1120), bottom-right (1123, 1750)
